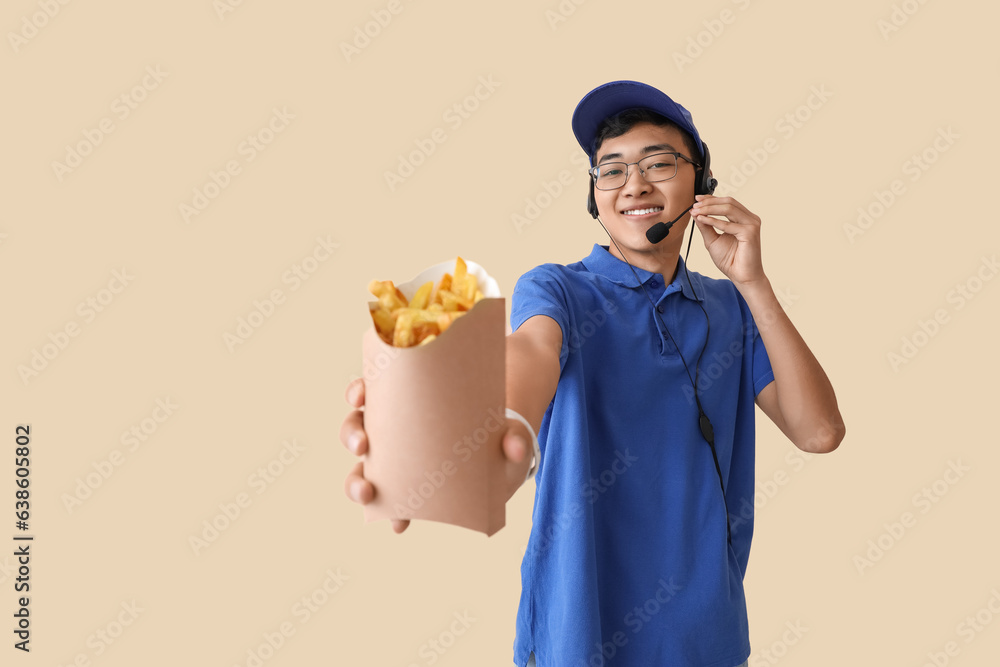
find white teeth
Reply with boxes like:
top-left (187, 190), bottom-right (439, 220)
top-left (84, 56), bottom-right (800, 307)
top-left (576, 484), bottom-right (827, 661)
top-left (623, 207), bottom-right (663, 216)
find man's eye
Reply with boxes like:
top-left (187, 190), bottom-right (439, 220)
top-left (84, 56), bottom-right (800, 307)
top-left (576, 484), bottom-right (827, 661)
top-left (601, 168), bottom-right (623, 177)
top-left (646, 162), bottom-right (671, 170)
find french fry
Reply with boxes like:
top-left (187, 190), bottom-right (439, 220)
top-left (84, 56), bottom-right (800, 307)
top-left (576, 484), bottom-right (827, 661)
top-left (437, 289), bottom-right (472, 312)
top-left (392, 310), bottom-right (416, 348)
top-left (368, 279), bottom-right (408, 312)
top-left (452, 257), bottom-right (469, 301)
top-left (369, 258), bottom-right (486, 347)
top-left (437, 273), bottom-right (452, 294)
top-left (409, 280), bottom-right (433, 309)
top-left (370, 306), bottom-right (396, 344)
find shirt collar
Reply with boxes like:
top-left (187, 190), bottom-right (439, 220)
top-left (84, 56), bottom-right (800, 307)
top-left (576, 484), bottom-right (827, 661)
top-left (581, 243), bottom-right (705, 301)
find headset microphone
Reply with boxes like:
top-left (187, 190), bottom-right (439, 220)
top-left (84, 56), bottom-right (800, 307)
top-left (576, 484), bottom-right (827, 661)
top-left (645, 204), bottom-right (695, 245)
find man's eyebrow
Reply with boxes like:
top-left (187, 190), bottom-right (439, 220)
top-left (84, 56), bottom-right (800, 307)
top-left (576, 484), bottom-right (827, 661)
top-left (596, 143), bottom-right (678, 165)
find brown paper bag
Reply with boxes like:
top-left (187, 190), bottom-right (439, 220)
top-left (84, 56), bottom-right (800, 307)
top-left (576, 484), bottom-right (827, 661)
top-left (360, 259), bottom-right (507, 536)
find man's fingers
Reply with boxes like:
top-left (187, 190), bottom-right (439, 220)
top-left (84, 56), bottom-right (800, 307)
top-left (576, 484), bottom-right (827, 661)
top-left (694, 194), bottom-right (750, 214)
top-left (344, 461), bottom-right (410, 534)
top-left (344, 461), bottom-right (374, 505)
top-left (345, 377), bottom-right (365, 408)
top-left (696, 216), bottom-right (725, 244)
top-left (340, 409), bottom-right (368, 456)
top-left (694, 214), bottom-right (741, 236)
top-left (503, 429), bottom-right (528, 463)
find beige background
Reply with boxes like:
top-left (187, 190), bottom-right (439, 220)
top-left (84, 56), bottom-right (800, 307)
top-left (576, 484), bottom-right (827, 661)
top-left (2, 0), bottom-right (998, 665)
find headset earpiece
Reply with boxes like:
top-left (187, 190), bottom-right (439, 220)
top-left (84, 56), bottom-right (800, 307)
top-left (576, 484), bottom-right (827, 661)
top-left (587, 177), bottom-right (599, 219)
top-left (697, 141), bottom-right (717, 196)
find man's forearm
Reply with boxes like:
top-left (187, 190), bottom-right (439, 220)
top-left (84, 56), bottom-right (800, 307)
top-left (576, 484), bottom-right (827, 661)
top-left (501, 321), bottom-right (562, 500)
top-left (739, 277), bottom-right (845, 451)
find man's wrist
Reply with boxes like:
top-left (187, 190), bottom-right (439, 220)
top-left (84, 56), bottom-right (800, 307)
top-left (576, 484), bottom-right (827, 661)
top-left (733, 274), bottom-right (773, 301)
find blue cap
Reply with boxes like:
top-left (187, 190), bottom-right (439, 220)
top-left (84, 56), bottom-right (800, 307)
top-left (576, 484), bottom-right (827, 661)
top-left (571, 80), bottom-right (706, 165)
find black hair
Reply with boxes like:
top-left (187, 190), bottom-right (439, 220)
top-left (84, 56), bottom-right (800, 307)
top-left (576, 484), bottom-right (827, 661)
top-left (592, 108), bottom-right (700, 165)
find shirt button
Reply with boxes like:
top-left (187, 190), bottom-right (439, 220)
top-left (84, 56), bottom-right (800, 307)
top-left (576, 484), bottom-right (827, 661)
top-left (657, 305), bottom-right (664, 313)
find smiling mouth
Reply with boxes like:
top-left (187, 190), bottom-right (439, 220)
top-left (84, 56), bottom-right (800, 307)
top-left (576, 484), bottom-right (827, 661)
top-left (622, 207), bottom-right (664, 216)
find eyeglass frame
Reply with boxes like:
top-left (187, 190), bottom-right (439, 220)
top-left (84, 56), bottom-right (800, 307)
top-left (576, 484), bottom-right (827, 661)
top-left (588, 151), bottom-right (701, 191)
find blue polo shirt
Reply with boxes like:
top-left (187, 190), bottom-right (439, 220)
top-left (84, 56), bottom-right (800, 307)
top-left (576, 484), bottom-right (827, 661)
top-left (510, 244), bottom-right (774, 667)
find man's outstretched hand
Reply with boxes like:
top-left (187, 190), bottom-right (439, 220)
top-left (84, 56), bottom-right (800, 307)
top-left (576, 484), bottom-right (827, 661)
top-left (340, 378), bottom-right (532, 534)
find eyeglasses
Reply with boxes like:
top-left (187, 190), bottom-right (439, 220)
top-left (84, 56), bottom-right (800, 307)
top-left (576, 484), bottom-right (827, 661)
top-left (588, 151), bottom-right (700, 191)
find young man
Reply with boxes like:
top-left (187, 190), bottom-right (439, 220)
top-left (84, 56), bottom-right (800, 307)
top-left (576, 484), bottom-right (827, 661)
top-left (342, 80), bottom-right (845, 667)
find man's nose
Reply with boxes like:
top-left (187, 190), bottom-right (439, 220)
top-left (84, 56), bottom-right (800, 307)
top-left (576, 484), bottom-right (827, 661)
top-left (620, 164), bottom-right (651, 195)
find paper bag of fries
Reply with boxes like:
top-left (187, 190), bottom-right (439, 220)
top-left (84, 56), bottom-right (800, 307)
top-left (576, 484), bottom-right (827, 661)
top-left (360, 257), bottom-right (507, 536)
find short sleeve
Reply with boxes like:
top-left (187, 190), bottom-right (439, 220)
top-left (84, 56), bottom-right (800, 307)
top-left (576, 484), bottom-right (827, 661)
top-left (510, 266), bottom-right (571, 374)
top-left (736, 290), bottom-right (774, 397)
top-left (752, 322), bottom-right (774, 397)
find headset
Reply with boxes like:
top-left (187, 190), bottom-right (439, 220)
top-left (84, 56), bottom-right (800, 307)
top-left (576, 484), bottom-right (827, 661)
top-left (588, 139), bottom-right (734, 545)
